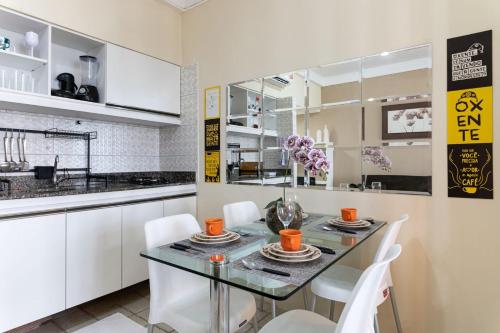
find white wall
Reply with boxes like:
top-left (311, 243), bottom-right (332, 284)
top-left (182, 0), bottom-right (500, 332)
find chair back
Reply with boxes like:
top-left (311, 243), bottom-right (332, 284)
top-left (336, 244), bottom-right (402, 333)
top-left (145, 214), bottom-right (207, 323)
top-left (373, 214), bottom-right (408, 263)
top-left (223, 201), bottom-right (261, 228)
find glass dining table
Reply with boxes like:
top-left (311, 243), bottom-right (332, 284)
top-left (141, 214), bottom-right (386, 333)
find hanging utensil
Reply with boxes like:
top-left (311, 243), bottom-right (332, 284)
top-left (7, 130), bottom-right (19, 171)
top-left (16, 130), bottom-right (25, 170)
top-left (21, 130), bottom-right (29, 171)
top-left (0, 130), bottom-right (10, 172)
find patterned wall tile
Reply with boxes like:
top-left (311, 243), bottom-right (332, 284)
top-left (0, 63), bottom-right (199, 174)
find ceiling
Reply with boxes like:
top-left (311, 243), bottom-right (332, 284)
top-left (309, 45), bottom-right (432, 87)
top-left (162, 0), bottom-right (208, 11)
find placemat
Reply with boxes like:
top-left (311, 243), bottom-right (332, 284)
top-left (229, 247), bottom-right (344, 286)
top-left (159, 233), bottom-right (266, 260)
top-left (307, 219), bottom-right (383, 238)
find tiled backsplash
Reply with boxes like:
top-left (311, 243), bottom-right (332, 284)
top-left (160, 64), bottom-right (198, 172)
top-left (0, 65), bottom-right (198, 175)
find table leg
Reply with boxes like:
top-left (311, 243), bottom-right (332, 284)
top-left (210, 279), bottom-right (230, 333)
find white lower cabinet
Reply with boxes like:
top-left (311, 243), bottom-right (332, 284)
top-left (66, 207), bottom-right (122, 308)
top-left (0, 214), bottom-right (66, 332)
top-left (163, 196), bottom-right (197, 217)
top-left (122, 200), bottom-right (164, 288)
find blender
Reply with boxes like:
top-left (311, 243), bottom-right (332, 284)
top-left (76, 55), bottom-right (99, 102)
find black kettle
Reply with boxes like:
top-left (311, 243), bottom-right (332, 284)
top-left (56, 73), bottom-right (78, 95)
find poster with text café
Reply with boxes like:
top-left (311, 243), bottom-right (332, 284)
top-left (447, 30), bottom-right (493, 199)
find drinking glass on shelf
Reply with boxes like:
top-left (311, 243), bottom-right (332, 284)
top-left (1, 69), bottom-right (5, 89)
top-left (277, 197), bottom-right (295, 229)
top-left (371, 182), bottom-right (382, 193)
top-left (339, 183), bottom-right (350, 191)
top-left (25, 31), bottom-right (39, 57)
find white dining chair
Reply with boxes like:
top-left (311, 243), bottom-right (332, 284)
top-left (259, 244), bottom-right (402, 333)
top-left (223, 201), bottom-right (308, 318)
top-left (310, 214), bottom-right (409, 333)
top-left (145, 213), bottom-right (258, 333)
top-left (223, 201), bottom-right (261, 229)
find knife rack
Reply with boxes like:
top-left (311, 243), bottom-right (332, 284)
top-left (0, 127), bottom-right (97, 181)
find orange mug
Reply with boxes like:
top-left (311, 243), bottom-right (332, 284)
top-left (341, 208), bottom-right (357, 222)
top-left (279, 229), bottom-right (302, 251)
top-left (205, 218), bottom-right (224, 236)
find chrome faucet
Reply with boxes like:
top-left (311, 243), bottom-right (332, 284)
top-left (52, 155), bottom-right (59, 185)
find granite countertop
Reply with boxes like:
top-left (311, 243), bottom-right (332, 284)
top-left (0, 171), bottom-right (196, 201)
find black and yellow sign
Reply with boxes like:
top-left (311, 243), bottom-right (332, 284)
top-left (447, 30), bottom-right (493, 199)
top-left (204, 118), bottom-right (220, 151)
top-left (205, 151), bottom-right (220, 183)
top-left (204, 86), bottom-right (221, 183)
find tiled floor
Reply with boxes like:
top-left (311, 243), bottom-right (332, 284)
top-left (24, 281), bottom-right (272, 333)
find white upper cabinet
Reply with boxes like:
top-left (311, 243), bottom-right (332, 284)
top-left (0, 7), bottom-right (182, 126)
top-left (106, 44), bottom-right (181, 115)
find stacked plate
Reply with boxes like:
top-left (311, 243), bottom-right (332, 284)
top-left (190, 230), bottom-right (241, 245)
top-left (260, 243), bottom-right (321, 263)
top-left (327, 217), bottom-right (371, 230)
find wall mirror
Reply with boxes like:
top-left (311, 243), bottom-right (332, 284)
top-left (225, 44), bottom-right (432, 195)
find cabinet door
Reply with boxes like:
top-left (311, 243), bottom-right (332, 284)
top-left (164, 196), bottom-right (197, 217)
top-left (122, 200), bottom-right (163, 288)
top-left (66, 207), bottom-right (122, 308)
top-left (106, 43), bottom-right (180, 115)
top-left (0, 214), bottom-right (66, 332)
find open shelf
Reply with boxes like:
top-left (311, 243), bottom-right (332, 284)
top-left (226, 124), bottom-right (278, 137)
top-left (0, 50), bottom-right (47, 71)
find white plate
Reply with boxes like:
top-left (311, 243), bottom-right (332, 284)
top-left (331, 217), bottom-right (366, 225)
top-left (190, 232), bottom-right (241, 245)
top-left (302, 213), bottom-right (310, 219)
top-left (195, 231), bottom-right (234, 241)
top-left (196, 229), bottom-right (232, 239)
top-left (270, 243), bottom-right (311, 255)
top-left (260, 244), bottom-right (321, 263)
top-left (328, 219), bottom-right (371, 230)
top-left (269, 243), bottom-right (311, 258)
top-left (268, 244), bottom-right (317, 259)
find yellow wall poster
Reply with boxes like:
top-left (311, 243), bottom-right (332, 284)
top-left (204, 86), bottom-right (221, 120)
top-left (205, 151), bottom-right (220, 183)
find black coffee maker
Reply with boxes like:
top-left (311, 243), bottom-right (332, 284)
top-left (76, 55), bottom-right (99, 103)
top-left (52, 73), bottom-right (78, 99)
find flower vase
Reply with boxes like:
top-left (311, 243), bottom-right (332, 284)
top-left (265, 201), bottom-right (303, 234)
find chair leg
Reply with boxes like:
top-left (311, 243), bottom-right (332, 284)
top-left (302, 289), bottom-right (308, 309)
top-left (252, 315), bottom-right (259, 332)
top-left (272, 300), bottom-right (277, 318)
top-left (259, 295), bottom-right (264, 311)
top-left (389, 286), bottom-right (403, 333)
top-left (147, 324), bottom-right (154, 333)
top-left (329, 300), bottom-right (335, 321)
top-left (374, 315), bottom-right (380, 333)
top-left (310, 294), bottom-right (317, 312)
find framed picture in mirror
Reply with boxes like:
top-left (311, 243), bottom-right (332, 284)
top-left (381, 101), bottom-right (432, 140)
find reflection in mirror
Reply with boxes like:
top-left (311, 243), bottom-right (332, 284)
top-left (362, 45), bottom-right (432, 194)
top-left (227, 72), bottom-right (306, 186)
top-left (297, 59), bottom-right (362, 189)
top-left (225, 44), bottom-right (433, 195)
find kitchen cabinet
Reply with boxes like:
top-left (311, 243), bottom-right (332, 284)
top-left (0, 214), bottom-right (66, 332)
top-left (122, 200), bottom-right (164, 288)
top-left (164, 196), bottom-right (197, 217)
top-left (66, 207), bottom-right (122, 308)
top-left (0, 7), bottom-right (181, 126)
top-left (106, 43), bottom-right (181, 115)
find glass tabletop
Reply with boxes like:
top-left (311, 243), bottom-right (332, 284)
top-left (141, 214), bottom-right (386, 301)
